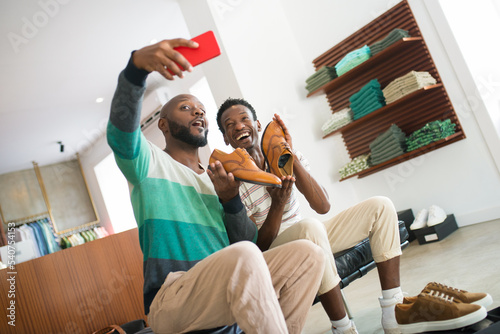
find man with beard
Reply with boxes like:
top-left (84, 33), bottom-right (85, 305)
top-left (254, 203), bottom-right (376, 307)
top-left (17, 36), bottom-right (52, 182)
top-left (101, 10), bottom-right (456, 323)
top-left (107, 38), bottom-right (325, 334)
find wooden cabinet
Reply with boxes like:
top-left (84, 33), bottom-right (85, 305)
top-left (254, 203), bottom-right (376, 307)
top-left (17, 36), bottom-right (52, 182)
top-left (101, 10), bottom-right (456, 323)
top-left (308, 0), bottom-right (465, 180)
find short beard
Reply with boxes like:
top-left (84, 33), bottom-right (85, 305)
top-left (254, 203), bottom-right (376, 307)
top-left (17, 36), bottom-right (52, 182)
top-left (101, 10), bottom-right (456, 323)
top-left (168, 119), bottom-right (208, 147)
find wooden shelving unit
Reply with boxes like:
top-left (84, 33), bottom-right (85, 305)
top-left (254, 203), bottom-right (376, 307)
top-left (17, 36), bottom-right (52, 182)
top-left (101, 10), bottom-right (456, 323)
top-left (308, 0), bottom-right (465, 180)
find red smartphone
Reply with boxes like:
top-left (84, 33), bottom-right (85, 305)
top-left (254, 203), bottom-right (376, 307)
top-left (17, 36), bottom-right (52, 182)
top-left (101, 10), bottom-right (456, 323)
top-left (169, 31), bottom-right (221, 74)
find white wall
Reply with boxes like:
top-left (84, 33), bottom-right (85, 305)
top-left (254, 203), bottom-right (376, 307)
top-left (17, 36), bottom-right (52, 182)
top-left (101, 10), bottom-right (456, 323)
top-left (194, 0), bottom-right (500, 226)
top-left (78, 0), bottom-right (193, 233)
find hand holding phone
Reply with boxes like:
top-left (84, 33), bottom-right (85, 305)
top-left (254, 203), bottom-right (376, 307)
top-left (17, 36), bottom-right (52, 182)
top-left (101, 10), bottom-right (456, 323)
top-left (169, 31), bottom-right (221, 74)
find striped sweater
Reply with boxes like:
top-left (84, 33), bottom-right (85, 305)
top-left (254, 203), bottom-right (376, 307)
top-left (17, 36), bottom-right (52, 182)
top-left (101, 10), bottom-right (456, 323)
top-left (107, 57), bottom-right (257, 314)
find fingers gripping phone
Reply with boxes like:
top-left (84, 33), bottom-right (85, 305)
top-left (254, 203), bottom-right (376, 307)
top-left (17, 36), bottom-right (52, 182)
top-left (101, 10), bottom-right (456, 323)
top-left (169, 31), bottom-right (221, 74)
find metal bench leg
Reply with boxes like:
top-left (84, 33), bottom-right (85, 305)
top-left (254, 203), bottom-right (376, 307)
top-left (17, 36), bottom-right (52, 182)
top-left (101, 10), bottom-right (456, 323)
top-left (341, 290), bottom-right (353, 319)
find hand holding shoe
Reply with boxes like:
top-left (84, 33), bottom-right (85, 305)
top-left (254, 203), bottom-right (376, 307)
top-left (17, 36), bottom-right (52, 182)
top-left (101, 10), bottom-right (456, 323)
top-left (268, 175), bottom-right (295, 206)
top-left (207, 160), bottom-right (241, 203)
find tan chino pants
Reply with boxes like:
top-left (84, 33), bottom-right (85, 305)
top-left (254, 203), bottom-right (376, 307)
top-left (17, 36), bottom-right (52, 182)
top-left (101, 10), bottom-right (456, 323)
top-left (148, 239), bottom-right (325, 334)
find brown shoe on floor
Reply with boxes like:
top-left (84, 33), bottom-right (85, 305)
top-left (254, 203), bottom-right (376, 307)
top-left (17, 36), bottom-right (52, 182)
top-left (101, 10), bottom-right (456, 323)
top-left (422, 282), bottom-right (493, 307)
top-left (261, 121), bottom-right (294, 177)
top-left (209, 148), bottom-right (282, 187)
top-left (396, 291), bottom-right (487, 333)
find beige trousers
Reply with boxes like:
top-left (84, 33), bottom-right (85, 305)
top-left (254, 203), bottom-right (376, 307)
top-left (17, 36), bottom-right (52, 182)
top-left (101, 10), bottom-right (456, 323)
top-left (270, 196), bottom-right (402, 295)
top-left (148, 240), bottom-right (324, 334)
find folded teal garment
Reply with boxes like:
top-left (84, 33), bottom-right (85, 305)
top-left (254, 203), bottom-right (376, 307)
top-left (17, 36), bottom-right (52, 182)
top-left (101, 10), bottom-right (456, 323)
top-left (336, 45), bottom-right (371, 69)
top-left (350, 79), bottom-right (382, 101)
top-left (350, 87), bottom-right (385, 106)
top-left (351, 101), bottom-right (385, 119)
top-left (336, 53), bottom-right (371, 76)
top-left (350, 94), bottom-right (385, 111)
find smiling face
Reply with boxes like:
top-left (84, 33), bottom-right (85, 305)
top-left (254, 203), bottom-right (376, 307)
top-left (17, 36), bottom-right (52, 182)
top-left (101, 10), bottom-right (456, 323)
top-left (220, 104), bottom-right (261, 151)
top-left (158, 94), bottom-right (209, 147)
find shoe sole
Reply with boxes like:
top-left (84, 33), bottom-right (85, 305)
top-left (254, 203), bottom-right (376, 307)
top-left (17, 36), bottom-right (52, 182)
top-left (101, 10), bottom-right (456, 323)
top-left (207, 166), bottom-right (282, 188)
top-left (234, 176), bottom-right (282, 188)
top-left (399, 306), bottom-right (487, 333)
top-left (473, 293), bottom-right (493, 308)
top-left (260, 121), bottom-right (273, 174)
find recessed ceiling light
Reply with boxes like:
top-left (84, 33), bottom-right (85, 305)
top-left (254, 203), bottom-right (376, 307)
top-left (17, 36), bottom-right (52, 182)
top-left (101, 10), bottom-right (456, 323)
top-left (96, 97), bottom-right (104, 103)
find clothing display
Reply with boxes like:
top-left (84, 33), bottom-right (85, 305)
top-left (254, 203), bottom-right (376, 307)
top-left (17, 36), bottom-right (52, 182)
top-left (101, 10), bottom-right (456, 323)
top-left (321, 107), bottom-right (353, 136)
top-left (382, 71), bottom-right (437, 104)
top-left (335, 45), bottom-right (371, 76)
top-left (406, 119), bottom-right (456, 151)
top-left (60, 226), bottom-right (109, 249)
top-left (338, 153), bottom-right (371, 179)
top-left (369, 124), bottom-right (407, 166)
top-left (15, 217), bottom-right (60, 258)
top-left (369, 28), bottom-right (410, 56)
top-left (349, 79), bottom-right (386, 120)
top-left (305, 66), bottom-right (337, 93)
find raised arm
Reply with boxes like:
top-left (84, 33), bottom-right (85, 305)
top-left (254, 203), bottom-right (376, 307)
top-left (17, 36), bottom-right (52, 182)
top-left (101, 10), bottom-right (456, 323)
top-left (107, 39), bottom-right (197, 183)
top-left (273, 114), bottom-right (331, 214)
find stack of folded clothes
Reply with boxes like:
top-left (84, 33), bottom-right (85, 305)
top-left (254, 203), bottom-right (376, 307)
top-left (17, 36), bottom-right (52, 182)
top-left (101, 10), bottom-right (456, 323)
top-left (349, 79), bottom-right (386, 120)
top-left (406, 119), bottom-right (456, 151)
top-left (339, 153), bottom-right (371, 179)
top-left (369, 28), bottom-right (411, 56)
top-left (305, 66), bottom-right (337, 94)
top-left (369, 124), bottom-right (407, 165)
top-left (335, 45), bottom-right (371, 76)
top-left (383, 71), bottom-right (437, 104)
top-left (321, 107), bottom-right (353, 136)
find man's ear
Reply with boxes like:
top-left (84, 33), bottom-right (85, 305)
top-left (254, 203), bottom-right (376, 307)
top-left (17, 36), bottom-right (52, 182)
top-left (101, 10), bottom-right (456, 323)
top-left (223, 133), bottom-right (229, 145)
top-left (158, 118), bottom-right (168, 133)
top-left (257, 120), bottom-right (262, 132)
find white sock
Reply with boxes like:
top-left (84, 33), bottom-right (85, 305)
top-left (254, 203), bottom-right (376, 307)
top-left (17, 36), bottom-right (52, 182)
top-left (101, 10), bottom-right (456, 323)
top-left (382, 287), bottom-right (403, 300)
top-left (331, 314), bottom-right (350, 329)
top-left (380, 287), bottom-right (402, 330)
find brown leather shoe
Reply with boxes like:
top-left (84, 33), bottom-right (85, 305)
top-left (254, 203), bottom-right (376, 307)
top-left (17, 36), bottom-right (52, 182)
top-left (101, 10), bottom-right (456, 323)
top-left (209, 148), bottom-right (282, 187)
top-left (261, 121), bottom-right (294, 177)
top-left (396, 292), bottom-right (486, 333)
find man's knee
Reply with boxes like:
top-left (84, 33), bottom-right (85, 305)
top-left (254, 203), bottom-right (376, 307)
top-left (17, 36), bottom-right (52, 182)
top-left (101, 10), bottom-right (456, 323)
top-left (226, 241), bottom-right (265, 269)
top-left (287, 239), bottom-right (325, 264)
top-left (295, 218), bottom-right (327, 240)
top-left (369, 196), bottom-right (395, 209)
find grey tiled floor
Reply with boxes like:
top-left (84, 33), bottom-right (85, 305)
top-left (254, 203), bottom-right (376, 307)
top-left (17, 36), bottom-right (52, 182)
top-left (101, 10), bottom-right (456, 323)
top-left (302, 219), bottom-right (500, 334)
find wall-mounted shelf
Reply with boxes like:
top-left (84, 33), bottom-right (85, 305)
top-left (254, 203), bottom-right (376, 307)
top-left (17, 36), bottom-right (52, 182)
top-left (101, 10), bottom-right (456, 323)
top-left (323, 83), bottom-right (443, 139)
top-left (308, 0), bottom-right (465, 180)
top-left (308, 37), bottom-right (423, 98)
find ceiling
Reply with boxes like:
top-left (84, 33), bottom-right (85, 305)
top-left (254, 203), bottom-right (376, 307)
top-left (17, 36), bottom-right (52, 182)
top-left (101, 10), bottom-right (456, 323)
top-left (0, 0), bottom-right (189, 175)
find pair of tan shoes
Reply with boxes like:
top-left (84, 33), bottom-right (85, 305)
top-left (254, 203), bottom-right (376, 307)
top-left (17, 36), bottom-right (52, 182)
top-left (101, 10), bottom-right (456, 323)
top-left (396, 282), bottom-right (492, 333)
top-left (209, 121), bottom-right (294, 187)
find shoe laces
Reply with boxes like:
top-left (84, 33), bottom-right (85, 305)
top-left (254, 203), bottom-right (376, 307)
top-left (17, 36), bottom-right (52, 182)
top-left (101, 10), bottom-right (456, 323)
top-left (430, 282), bottom-right (464, 293)
top-left (428, 290), bottom-right (455, 303)
top-left (236, 148), bottom-right (255, 161)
